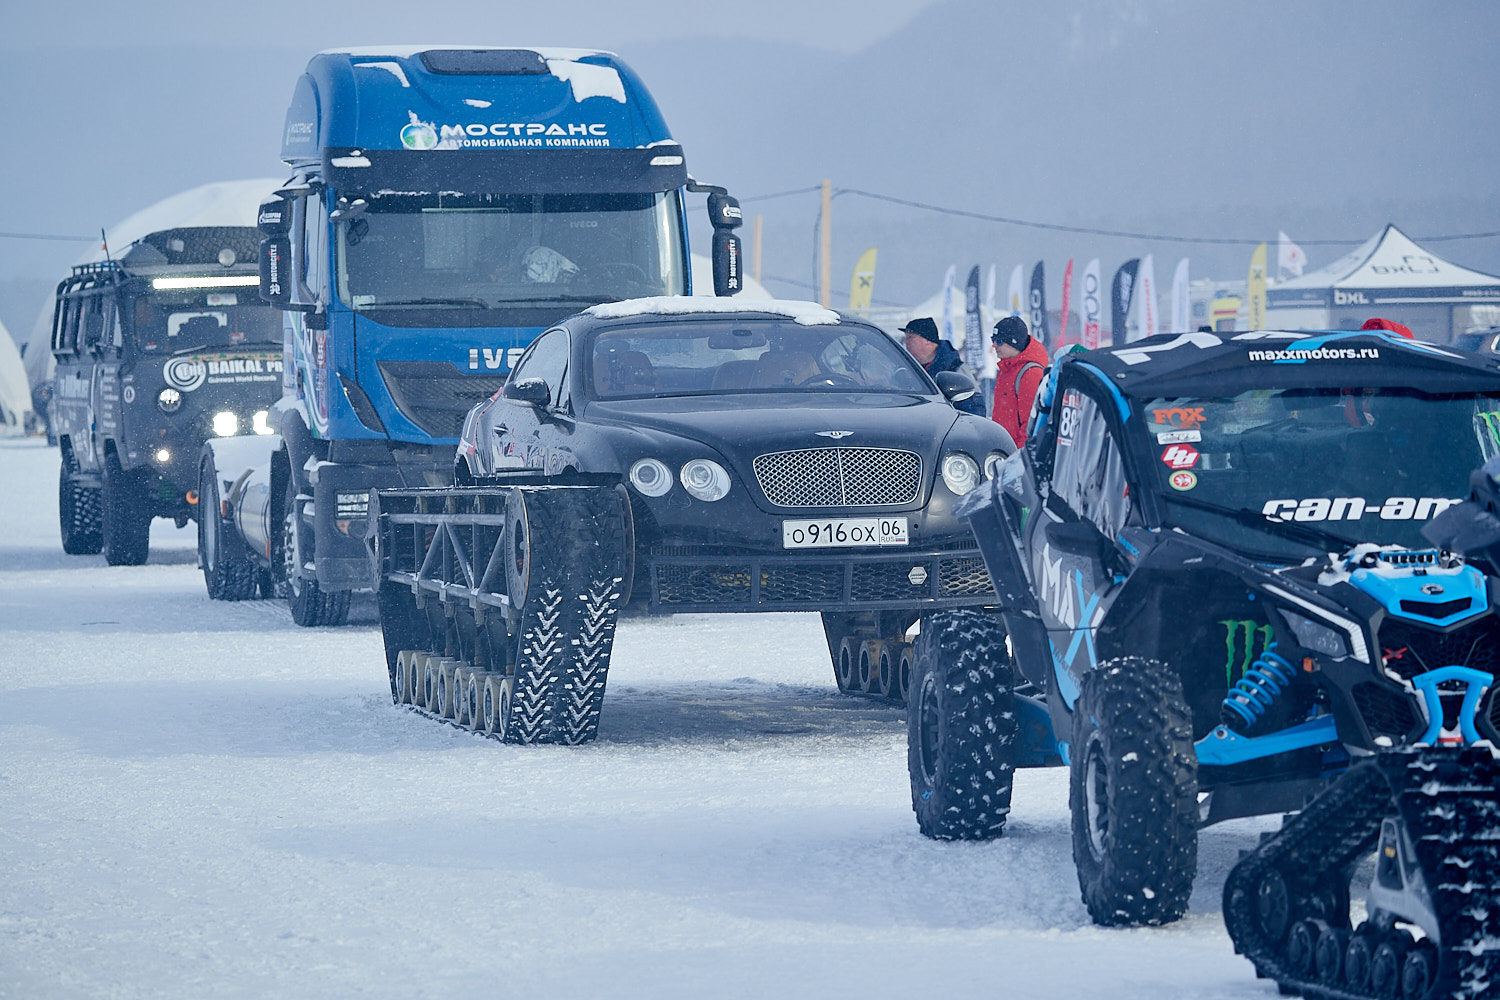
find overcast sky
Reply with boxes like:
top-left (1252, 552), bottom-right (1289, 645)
top-left (0, 0), bottom-right (942, 53)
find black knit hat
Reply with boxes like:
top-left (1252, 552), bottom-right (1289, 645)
top-left (899, 317), bottom-right (940, 343)
top-left (992, 315), bottom-right (1030, 350)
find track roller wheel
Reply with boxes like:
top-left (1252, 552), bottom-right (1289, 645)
top-left (1315, 925), bottom-right (1350, 989)
top-left (835, 636), bottom-right (859, 692)
top-left (1285, 919), bottom-right (1325, 980)
top-left (434, 658), bottom-right (458, 719)
top-left (481, 674), bottom-right (512, 738)
top-left (1254, 867), bottom-right (1292, 947)
top-left (451, 664), bottom-right (471, 725)
top-left (413, 653), bottom-right (437, 710)
top-left (1370, 930), bottom-right (1412, 999)
top-left (1400, 939), bottom-right (1437, 1000)
top-left (896, 643), bottom-right (914, 704)
top-left (858, 640), bottom-right (883, 694)
top-left (874, 642), bottom-right (898, 699)
top-left (463, 671), bottom-right (483, 731)
top-left (393, 650), bottom-right (417, 705)
top-left (1344, 923), bottom-right (1379, 994)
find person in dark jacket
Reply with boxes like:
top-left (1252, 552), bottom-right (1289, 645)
top-left (990, 315), bottom-right (1050, 447)
top-left (898, 317), bottom-right (985, 416)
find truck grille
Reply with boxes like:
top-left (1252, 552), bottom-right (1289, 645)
top-left (752, 447), bottom-right (921, 507)
top-left (378, 361), bottom-right (507, 440)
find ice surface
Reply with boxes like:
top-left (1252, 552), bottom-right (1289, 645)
top-left (0, 438), bottom-right (1272, 998)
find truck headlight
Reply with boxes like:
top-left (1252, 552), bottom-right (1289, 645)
top-left (941, 453), bottom-right (981, 496)
top-left (157, 388), bottom-right (182, 414)
top-left (212, 411), bottom-right (239, 437)
top-left (629, 458), bottom-right (673, 497)
top-left (680, 459), bottom-right (730, 502)
top-left (252, 410), bottom-right (273, 435)
top-left (154, 448), bottom-right (172, 463)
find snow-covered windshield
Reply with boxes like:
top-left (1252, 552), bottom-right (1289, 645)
top-left (1144, 387), bottom-right (1500, 551)
top-left (335, 191), bottom-right (685, 310)
top-left (587, 320), bottom-right (930, 399)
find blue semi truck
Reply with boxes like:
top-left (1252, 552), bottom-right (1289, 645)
top-left (198, 45), bottom-right (743, 624)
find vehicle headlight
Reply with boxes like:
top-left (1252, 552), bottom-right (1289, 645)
top-left (1280, 610), bottom-right (1348, 658)
top-left (154, 448), bottom-right (172, 463)
top-left (680, 459), bottom-right (730, 502)
top-left (157, 388), bottom-right (182, 414)
top-left (982, 450), bottom-right (1007, 480)
top-left (212, 411), bottom-right (239, 437)
top-left (252, 410), bottom-right (273, 435)
top-left (628, 458), bottom-right (673, 497)
top-left (941, 452), bottom-right (981, 495)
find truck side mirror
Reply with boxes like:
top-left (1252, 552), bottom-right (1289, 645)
top-left (260, 237), bottom-right (292, 306)
top-left (258, 196), bottom-right (291, 237)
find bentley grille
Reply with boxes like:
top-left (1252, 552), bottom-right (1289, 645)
top-left (752, 447), bottom-right (922, 507)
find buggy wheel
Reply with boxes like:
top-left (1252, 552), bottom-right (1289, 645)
top-left (906, 610), bottom-right (1018, 840)
top-left (1069, 655), bottom-right (1198, 927)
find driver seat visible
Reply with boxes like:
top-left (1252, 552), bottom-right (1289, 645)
top-left (595, 350), bottom-right (657, 393)
top-left (750, 350), bottom-right (818, 388)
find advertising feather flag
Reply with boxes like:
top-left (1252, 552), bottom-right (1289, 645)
top-left (1111, 258), bottom-right (1140, 345)
top-left (1029, 261), bottom-right (1050, 347)
top-left (1080, 258), bottom-right (1102, 348)
top-left (1170, 257), bottom-right (1190, 333)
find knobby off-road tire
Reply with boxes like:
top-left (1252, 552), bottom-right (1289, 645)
top-left (499, 487), bottom-right (626, 746)
top-left (198, 455), bottom-right (258, 601)
top-left (101, 451), bottom-right (151, 566)
top-left (1070, 655), bottom-right (1199, 927)
top-left (282, 475), bottom-right (349, 627)
top-left (58, 448), bottom-right (102, 554)
top-left (907, 610), bottom-right (1019, 840)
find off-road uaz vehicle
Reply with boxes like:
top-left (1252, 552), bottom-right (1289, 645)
top-left (906, 329), bottom-right (1500, 931)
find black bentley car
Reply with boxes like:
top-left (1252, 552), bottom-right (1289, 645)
top-left (453, 298), bottom-right (1013, 697)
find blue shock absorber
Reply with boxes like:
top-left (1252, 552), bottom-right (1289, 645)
top-left (1222, 644), bottom-right (1298, 732)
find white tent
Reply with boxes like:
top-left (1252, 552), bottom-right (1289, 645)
top-left (1266, 224), bottom-right (1500, 342)
top-left (82, 178), bottom-right (283, 266)
top-left (0, 318), bottom-right (32, 434)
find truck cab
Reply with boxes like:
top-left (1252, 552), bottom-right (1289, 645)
top-left (51, 189), bottom-right (285, 565)
top-left (217, 46), bottom-right (741, 624)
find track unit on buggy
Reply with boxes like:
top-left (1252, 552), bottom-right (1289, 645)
top-left (914, 328), bottom-right (1500, 930)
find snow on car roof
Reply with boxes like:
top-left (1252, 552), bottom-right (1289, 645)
top-left (584, 296), bottom-right (843, 326)
top-left (1074, 329), bottom-right (1500, 397)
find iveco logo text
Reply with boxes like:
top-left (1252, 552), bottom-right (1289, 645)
top-left (469, 348), bottom-right (526, 371)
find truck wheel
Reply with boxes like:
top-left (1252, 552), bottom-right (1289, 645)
top-left (1070, 655), bottom-right (1198, 927)
top-left (281, 476), bottom-right (350, 627)
top-left (198, 455), bottom-right (258, 600)
top-left (101, 451), bottom-right (151, 566)
top-left (58, 449), bottom-right (102, 554)
top-left (907, 610), bottom-right (1018, 840)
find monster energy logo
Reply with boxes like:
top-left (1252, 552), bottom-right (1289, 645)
top-left (1221, 619), bottom-right (1274, 686)
top-left (1476, 411), bottom-right (1500, 457)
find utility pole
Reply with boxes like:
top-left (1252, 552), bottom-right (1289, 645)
top-left (819, 179), bottom-right (832, 307)
top-left (752, 214), bottom-right (763, 286)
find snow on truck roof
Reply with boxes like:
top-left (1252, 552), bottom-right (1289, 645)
top-left (584, 296), bottom-right (842, 327)
top-left (1073, 329), bottom-right (1500, 398)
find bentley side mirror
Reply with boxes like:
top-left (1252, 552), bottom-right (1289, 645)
top-left (503, 377), bottom-right (551, 409)
top-left (934, 370), bottom-right (978, 403)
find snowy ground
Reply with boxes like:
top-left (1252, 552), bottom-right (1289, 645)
top-left (0, 437), bottom-right (1279, 999)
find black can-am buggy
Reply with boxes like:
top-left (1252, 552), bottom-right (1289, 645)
top-left (907, 329), bottom-right (1500, 931)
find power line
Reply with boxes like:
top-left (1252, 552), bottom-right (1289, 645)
top-left (0, 231), bottom-right (95, 243)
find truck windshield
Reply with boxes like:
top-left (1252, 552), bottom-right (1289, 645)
top-left (587, 320), bottom-right (930, 399)
top-left (335, 191), bottom-right (686, 310)
top-left (133, 290), bottom-right (283, 353)
top-left (1145, 387), bottom-right (1500, 551)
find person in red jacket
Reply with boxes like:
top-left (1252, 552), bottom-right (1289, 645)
top-left (990, 316), bottom-right (1050, 447)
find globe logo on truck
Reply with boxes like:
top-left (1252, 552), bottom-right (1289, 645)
top-left (163, 357), bottom-right (207, 392)
top-left (400, 122), bottom-right (438, 150)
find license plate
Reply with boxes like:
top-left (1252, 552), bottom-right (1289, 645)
top-left (782, 517), bottom-right (909, 548)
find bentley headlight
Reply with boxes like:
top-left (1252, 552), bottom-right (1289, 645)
top-left (941, 453), bottom-right (981, 496)
top-left (1280, 610), bottom-right (1348, 658)
top-left (252, 410), bottom-right (273, 435)
top-left (982, 450), bottom-right (1007, 480)
top-left (680, 459), bottom-right (730, 502)
top-left (157, 388), bottom-right (182, 414)
top-left (212, 411), bottom-right (239, 437)
top-left (628, 458), bottom-right (673, 497)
